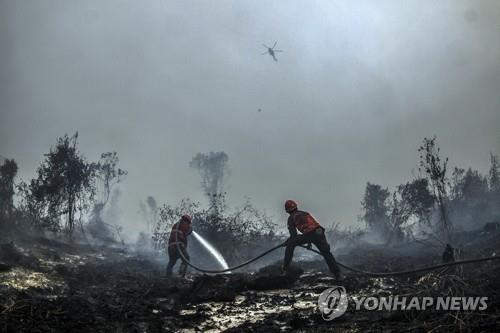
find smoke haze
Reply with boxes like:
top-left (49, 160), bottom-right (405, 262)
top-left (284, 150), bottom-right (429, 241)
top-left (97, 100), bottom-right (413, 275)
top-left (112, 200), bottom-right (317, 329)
top-left (1, 0), bottom-right (499, 234)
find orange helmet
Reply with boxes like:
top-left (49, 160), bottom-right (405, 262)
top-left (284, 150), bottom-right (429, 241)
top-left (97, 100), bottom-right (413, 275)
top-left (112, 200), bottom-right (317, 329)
top-left (181, 214), bottom-right (192, 223)
top-left (284, 200), bottom-right (298, 213)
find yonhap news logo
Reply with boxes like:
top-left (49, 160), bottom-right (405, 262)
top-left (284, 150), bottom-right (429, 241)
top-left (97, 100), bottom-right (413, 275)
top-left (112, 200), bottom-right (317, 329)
top-left (318, 286), bottom-right (488, 321)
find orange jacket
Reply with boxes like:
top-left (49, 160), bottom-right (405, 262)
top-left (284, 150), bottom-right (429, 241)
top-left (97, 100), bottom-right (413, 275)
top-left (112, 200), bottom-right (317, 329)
top-left (168, 220), bottom-right (192, 248)
top-left (287, 210), bottom-right (322, 236)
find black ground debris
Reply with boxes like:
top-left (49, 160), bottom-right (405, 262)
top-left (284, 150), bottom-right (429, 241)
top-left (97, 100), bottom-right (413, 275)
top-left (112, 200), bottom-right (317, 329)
top-left (1, 230), bottom-right (499, 332)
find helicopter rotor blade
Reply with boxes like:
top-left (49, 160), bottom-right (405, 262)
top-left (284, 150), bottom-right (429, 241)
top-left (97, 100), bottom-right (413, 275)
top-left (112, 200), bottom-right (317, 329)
top-left (262, 44), bottom-right (269, 49)
top-left (261, 52), bottom-right (268, 55)
top-left (272, 41), bottom-right (277, 48)
top-left (274, 50), bottom-right (283, 52)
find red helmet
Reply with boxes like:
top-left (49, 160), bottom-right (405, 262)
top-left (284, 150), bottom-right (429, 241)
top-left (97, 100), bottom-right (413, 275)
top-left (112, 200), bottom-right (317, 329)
top-left (284, 200), bottom-right (298, 213)
top-left (181, 214), bottom-right (192, 223)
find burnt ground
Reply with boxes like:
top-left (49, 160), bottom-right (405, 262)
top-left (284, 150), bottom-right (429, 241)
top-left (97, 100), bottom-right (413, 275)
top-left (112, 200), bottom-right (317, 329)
top-left (1, 230), bottom-right (500, 332)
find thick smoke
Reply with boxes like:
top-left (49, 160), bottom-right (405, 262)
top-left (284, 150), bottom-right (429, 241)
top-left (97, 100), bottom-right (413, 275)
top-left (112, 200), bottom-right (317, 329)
top-left (0, 0), bottom-right (499, 232)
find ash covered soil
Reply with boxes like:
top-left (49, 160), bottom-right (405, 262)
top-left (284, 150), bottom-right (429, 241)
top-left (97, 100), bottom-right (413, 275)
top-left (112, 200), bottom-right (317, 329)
top-left (1, 231), bottom-right (500, 332)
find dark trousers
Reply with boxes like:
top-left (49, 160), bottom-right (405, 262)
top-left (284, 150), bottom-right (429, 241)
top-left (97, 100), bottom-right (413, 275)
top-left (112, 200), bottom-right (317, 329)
top-left (284, 228), bottom-right (340, 276)
top-left (166, 244), bottom-right (189, 277)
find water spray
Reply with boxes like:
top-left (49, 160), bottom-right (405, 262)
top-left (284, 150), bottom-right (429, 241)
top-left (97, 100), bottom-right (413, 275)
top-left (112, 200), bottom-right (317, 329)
top-left (192, 231), bottom-right (230, 271)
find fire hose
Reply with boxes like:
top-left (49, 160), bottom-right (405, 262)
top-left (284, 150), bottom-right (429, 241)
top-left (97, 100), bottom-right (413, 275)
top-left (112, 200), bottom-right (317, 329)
top-left (174, 225), bottom-right (500, 276)
top-left (298, 246), bottom-right (500, 277)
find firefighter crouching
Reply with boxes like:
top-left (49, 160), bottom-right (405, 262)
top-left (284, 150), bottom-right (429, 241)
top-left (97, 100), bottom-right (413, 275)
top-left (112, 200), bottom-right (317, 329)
top-left (166, 214), bottom-right (193, 277)
top-left (283, 200), bottom-right (342, 280)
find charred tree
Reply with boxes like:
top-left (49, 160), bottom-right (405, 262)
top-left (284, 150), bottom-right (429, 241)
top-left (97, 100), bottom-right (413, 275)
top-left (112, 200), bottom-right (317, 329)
top-left (25, 133), bottom-right (96, 236)
top-left (418, 137), bottom-right (451, 242)
top-left (0, 158), bottom-right (18, 224)
top-left (361, 182), bottom-right (391, 241)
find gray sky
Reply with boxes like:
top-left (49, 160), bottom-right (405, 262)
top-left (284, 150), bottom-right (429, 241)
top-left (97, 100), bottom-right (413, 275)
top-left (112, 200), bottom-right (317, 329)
top-left (1, 0), bottom-right (499, 235)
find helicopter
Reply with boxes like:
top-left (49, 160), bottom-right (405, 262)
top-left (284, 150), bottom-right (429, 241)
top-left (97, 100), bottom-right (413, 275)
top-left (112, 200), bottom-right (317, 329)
top-left (261, 41), bottom-right (283, 62)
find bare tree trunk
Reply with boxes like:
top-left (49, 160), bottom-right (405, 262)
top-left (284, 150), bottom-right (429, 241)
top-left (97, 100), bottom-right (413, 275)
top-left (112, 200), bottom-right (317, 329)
top-left (437, 194), bottom-right (450, 243)
top-left (67, 196), bottom-right (74, 236)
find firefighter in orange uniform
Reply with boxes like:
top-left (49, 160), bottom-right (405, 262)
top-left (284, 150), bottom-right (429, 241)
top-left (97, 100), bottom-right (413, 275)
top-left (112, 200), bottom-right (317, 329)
top-left (283, 200), bottom-right (341, 280)
top-left (166, 214), bottom-right (193, 277)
